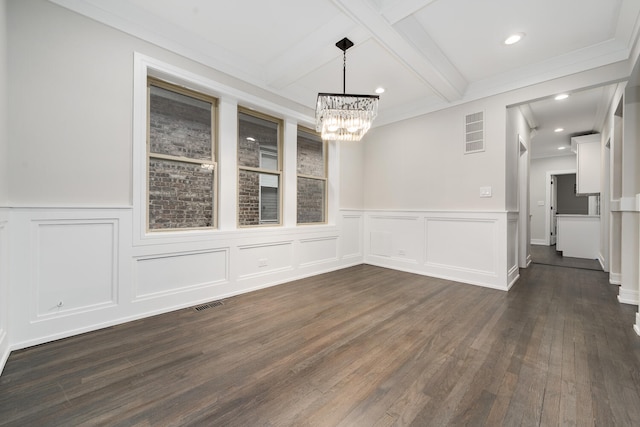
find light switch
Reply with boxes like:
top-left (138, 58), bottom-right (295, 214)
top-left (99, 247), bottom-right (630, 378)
top-left (538, 200), bottom-right (545, 206)
top-left (480, 186), bottom-right (492, 198)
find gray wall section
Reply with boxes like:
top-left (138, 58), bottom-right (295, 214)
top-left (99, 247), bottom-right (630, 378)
top-left (556, 174), bottom-right (588, 214)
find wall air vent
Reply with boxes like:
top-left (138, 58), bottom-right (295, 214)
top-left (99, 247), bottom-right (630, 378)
top-left (464, 111), bottom-right (484, 154)
top-left (193, 300), bottom-right (224, 312)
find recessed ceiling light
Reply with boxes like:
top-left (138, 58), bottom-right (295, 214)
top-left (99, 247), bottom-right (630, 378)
top-left (246, 137), bottom-right (256, 141)
top-left (504, 33), bottom-right (525, 45)
top-left (555, 93), bottom-right (569, 101)
top-left (554, 128), bottom-right (564, 133)
top-left (558, 146), bottom-right (567, 150)
top-left (375, 87), bottom-right (385, 94)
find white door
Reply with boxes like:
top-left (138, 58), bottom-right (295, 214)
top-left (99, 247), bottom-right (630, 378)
top-left (550, 175), bottom-right (557, 245)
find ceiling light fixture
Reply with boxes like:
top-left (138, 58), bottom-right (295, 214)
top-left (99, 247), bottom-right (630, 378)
top-left (375, 87), bottom-right (385, 94)
top-left (504, 33), bottom-right (525, 45)
top-left (554, 128), bottom-right (564, 133)
top-left (555, 94), bottom-right (569, 101)
top-left (558, 146), bottom-right (567, 150)
top-left (316, 38), bottom-right (379, 141)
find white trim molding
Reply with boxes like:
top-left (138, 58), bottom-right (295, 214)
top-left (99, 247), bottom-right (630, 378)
top-left (618, 287), bottom-right (639, 305)
top-left (610, 272), bottom-right (622, 285)
top-left (6, 207), bottom-right (363, 354)
top-left (0, 209), bottom-right (9, 375)
top-left (364, 210), bottom-right (516, 291)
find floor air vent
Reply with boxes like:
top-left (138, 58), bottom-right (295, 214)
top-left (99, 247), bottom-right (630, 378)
top-left (193, 300), bottom-right (224, 312)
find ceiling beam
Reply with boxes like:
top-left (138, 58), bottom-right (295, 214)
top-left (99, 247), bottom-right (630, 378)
top-left (380, 0), bottom-right (439, 25)
top-left (330, 0), bottom-right (466, 102)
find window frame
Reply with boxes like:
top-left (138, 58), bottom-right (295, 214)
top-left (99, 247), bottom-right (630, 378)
top-left (146, 77), bottom-right (219, 232)
top-left (296, 126), bottom-right (328, 225)
top-left (237, 107), bottom-right (283, 227)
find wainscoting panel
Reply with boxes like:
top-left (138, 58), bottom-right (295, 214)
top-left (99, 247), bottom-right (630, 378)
top-left (368, 215), bottom-right (421, 263)
top-left (0, 211), bottom-right (9, 375)
top-left (425, 217), bottom-right (496, 274)
top-left (365, 211), bottom-right (512, 290)
top-left (3, 209), bottom-right (363, 354)
top-left (340, 212), bottom-right (363, 259)
top-left (298, 236), bottom-right (338, 267)
top-left (134, 249), bottom-right (228, 299)
top-left (237, 241), bottom-right (294, 280)
top-left (33, 220), bottom-right (118, 319)
top-left (507, 213), bottom-right (520, 288)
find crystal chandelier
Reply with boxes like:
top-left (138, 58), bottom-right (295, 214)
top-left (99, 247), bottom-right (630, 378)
top-left (316, 38), bottom-right (379, 141)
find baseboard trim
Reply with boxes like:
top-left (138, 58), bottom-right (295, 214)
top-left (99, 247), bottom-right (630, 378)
top-left (618, 287), bottom-right (639, 305)
top-left (0, 329), bottom-right (8, 376)
top-left (610, 272), bottom-right (622, 285)
top-left (530, 239), bottom-right (547, 246)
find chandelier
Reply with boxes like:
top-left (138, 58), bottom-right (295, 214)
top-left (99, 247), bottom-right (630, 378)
top-left (316, 38), bottom-right (379, 141)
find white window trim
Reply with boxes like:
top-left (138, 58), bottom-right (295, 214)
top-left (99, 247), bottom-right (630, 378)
top-left (133, 53), bottom-right (335, 246)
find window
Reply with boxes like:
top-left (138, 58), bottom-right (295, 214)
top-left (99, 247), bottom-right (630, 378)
top-left (297, 127), bottom-right (327, 224)
top-left (237, 109), bottom-right (282, 226)
top-left (147, 78), bottom-right (217, 231)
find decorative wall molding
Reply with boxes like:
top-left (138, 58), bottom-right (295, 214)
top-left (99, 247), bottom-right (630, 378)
top-left (31, 219), bottom-right (119, 320)
top-left (5, 207), bottom-right (364, 355)
top-left (364, 210), bottom-right (514, 290)
top-left (134, 248), bottom-right (229, 300)
top-left (0, 211), bottom-right (9, 375)
top-left (340, 212), bottom-right (364, 259)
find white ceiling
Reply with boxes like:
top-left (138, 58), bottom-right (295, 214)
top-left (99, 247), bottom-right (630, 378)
top-left (51, 0), bottom-right (640, 149)
top-left (519, 84), bottom-right (617, 159)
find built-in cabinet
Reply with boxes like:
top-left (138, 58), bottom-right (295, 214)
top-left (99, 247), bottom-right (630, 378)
top-left (556, 214), bottom-right (600, 259)
top-left (572, 133), bottom-right (601, 195)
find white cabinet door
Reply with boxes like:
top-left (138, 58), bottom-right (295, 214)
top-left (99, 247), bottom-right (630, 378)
top-left (573, 134), bottom-right (601, 195)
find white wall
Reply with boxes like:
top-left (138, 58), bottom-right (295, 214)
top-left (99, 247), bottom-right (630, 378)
top-left (618, 84), bottom-right (640, 305)
top-left (0, 0), bottom-right (9, 377)
top-left (0, 0), bottom-right (6, 205)
top-left (338, 141), bottom-right (365, 209)
top-left (363, 98), bottom-right (507, 211)
top-left (529, 155), bottom-right (576, 244)
top-left (506, 106), bottom-right (531, 267)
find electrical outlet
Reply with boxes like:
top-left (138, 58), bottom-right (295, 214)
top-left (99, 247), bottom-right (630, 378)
top-left (480, 186), bottom-right (492, 198)
top-left (258, 258), bottom-right (268, 267)
top-left (398, 250), bottom-right (406, 256)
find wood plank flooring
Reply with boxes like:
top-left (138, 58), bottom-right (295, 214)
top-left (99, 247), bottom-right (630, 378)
top-left (530, 244), bottom-right (602, 270)
top-left (1, 264), bottom-right (640, 426)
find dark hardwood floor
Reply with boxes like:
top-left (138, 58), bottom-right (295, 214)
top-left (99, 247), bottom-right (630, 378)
top-left (1, 263), bottom-right (640, 426)
top-left (530, 244), bottom-right (602, 270)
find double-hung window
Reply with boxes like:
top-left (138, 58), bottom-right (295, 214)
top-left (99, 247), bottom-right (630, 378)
top-left (297, 127), bottom-right (327, 224)
top-left (147, 78), bottom-right (217, 231)
top-left (237, 109), bottom-right (282, 226)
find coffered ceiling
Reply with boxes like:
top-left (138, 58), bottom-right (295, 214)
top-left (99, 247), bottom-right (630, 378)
top-left (51, 0), bottom-right (640, 136)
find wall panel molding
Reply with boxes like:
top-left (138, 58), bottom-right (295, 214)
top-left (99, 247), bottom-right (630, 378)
top-left (31, 219), bottom-right (119, 320)
top-left (0, 211), bottom-right (9, 375)
top-left (365, 210), bottom-right (513, 290)
top-left (134, 249), bottom-right (228, 300)
top-left (5, 208), bottom-right (364, 353)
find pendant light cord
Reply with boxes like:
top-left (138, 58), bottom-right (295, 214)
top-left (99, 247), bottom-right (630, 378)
top-left (343, 51), bottom-right (346, 95)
